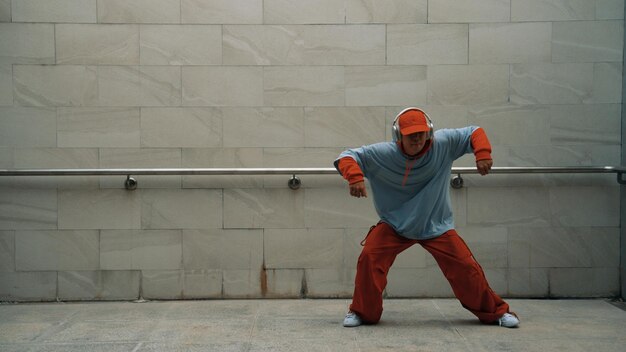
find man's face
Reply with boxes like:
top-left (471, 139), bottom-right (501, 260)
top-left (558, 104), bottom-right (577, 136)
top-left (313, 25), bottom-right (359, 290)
top-left (401, 131), bottom-right (429, 156)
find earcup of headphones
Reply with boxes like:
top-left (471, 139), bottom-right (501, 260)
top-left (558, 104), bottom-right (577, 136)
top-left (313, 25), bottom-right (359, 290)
top-left (392, 124), bottom-right (401, 142)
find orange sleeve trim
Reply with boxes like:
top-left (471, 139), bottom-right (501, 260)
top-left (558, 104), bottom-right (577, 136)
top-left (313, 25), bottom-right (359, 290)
top-left (338, 157), bottom-right (364, 185)
top-left (471, 127), bottom-right (492, 161)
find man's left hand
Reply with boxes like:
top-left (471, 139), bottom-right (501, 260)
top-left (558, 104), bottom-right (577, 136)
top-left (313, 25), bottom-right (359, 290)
top-left (476, 159), bottom-right (493, 175)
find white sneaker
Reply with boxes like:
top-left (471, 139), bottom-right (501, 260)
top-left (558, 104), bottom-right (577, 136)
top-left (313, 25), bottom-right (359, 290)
top-left (498, 312), bottom-right (520, 328)
top-left (343, 311), bottom-right (362, 327)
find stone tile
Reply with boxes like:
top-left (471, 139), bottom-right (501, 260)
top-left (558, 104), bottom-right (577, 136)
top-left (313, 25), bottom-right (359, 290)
top-left (304, 188), bottom-right (378, 228)
top-left (0, 231), bottom-right (14, 271)
top-left (182, 66), bottom-right (263, 106)
top-left (386, 267), bottom-right (454, 297)
top-left (0, 107), bottom-right (56, 147)
top-left (549, 186), bottom-right (619, 227)
top-left (345, 66), bottom-right (427, 106)
top-left (0, 0), bottom-right (9, 22)
top-left (58, 189), bottom-right (140, 230)
top-left (100, 230), bottom-right (182, 270)
top-left (96, 66), bottom-right (141, 106)
top-left (0, 64), bottom-right (12, 106)
top-left (395, 243), bottom-right (429, 269)
top-left (182, 269), bottom-right (222, 298)
top-left (304, 268), bottom-right (353, 298)
top-left (141, 107), bottom-right (222, 147)
top-left (223, 25), bottom-right (385, 65)
top-left (58, 270), bottom-right (141, 300)
top-left (596, 0), bottom-right (625, 20)
top-left (508, 227), bottom-right (620, 268)
top-left (264, 0), bottom-right (345, 24)
top-left (14, 65), bottom-right (98, 107)
top-left (511, 0), bottom-right (595, 21)
top-left (467, 105), bottom-right (552, 147)
top-left (508, 268), bottom-right (549, 297)
top-left (140, 25), bottom-right (221, 65)
top-left (224, 188), bottom-right (304, 228)
top-left (387, 24), bottom-right (468, 65)
top-left (141, 189), bottom-right (223, 229)
top-left (139, 66), bottom-right (182, 106)
top-left (304, 107), bottom-right (386, 147)
top-left (467, 187), bottom-right (551, 227)
top-left (57, 108), bottom-right (140, 148)
top-left (344, 227), bottom-right (369, 268)
top-left (182, 229), bottom-right (263, 270)
top-left (0, 271), bottom-right (57, 301)
top-left (0, 23), bottom-right (55, 64)
top-left (222, 107), bottom-right (304, 147)
top-left (97, 0), bottom-right (180, 23)
top-left (549, 104), bottom-right (620, 145)
top-left (553, 20), bottom-right (623, 63)
top-left (470, 22), bottom-right (551, 64)
top-left (429, 0), bottom-right (510, 23)
top-left (181, 0), bottom-right (263, 24)
top-left (510, 63), bottom-right (594, 104)
top-left (142, 270), bottom-right (183, 299)
top-left (484, 268), bottom-right (507, 294)
top-left (450, 187), bottom-right (467, 227)
top-left (56, 24), bottom-right (139, 65)
top-left (548, 145), bottom-right (621, 168)
top-left (550, 267), bottom-right (619, 297)
top-left (261, 268), bottom-right (305, 298)
top-left (12, 0), bottom-right (97, 23)
top-left (0, 188), bottom-right (57, 230)
top-left (591, 62), bottom-right (622, 103)
top-left (265, 228), bottom-right (343, 269)
top-left (457, 227), bottom-right (508, 268)
top-left (345, 0), bottom-right (427, 23)
top-left (15, 230), bottom-right (99, 270)
top-left (428, 65), bottom-right (509, 105)
top-left (181, 148), bottom-right (263, 189)
top-left (222, 269), bottom-right (263, 298)
top-left (264, 66), bottom-right (344, 107)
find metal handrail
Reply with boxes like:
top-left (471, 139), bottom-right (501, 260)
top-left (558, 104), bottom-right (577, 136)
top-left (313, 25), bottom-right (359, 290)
top-left (0, 166), bottom-right (624, 189)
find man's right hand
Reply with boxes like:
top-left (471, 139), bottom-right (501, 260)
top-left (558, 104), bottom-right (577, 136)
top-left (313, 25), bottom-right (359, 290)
top-left (349, 181), bottom-right (367, 198)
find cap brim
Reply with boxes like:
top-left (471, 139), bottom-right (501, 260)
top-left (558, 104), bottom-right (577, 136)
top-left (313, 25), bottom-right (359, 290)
top-left (400, 125), bottom-right (430, 135)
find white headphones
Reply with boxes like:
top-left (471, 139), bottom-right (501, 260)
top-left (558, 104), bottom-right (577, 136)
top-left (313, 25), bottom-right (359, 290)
top-left (391, 107), bottom-right (434, 142)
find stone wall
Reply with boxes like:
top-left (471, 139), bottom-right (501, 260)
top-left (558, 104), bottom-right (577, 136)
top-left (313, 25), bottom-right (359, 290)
top-left (0, 0), bottom-right (623, 301)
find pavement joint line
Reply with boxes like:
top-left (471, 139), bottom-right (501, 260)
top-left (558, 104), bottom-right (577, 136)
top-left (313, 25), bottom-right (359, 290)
top-left (131, 341), bottom-right (143, 352)
top-left (431, 299), bottom-right (479, 352)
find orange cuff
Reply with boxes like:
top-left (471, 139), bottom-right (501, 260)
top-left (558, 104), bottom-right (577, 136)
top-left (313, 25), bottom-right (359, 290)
top-left (338, 157), bottom-right (364, 185)
top-left (471, 127), bottom-right (492, 161)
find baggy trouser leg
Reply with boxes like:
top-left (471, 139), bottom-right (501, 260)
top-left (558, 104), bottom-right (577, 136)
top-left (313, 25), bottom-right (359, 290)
top-left (419, 229), bottom-right (510, 323)
top-left (349, 222), bottom-right (417, 324)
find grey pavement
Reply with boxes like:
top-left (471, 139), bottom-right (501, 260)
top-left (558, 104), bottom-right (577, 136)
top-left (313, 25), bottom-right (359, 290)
top-left (1, 298), bottom-right (625, 351)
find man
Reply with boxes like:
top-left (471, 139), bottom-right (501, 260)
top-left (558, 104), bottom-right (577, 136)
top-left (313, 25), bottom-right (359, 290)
top-left (334, 107), bottom-right (519, 328)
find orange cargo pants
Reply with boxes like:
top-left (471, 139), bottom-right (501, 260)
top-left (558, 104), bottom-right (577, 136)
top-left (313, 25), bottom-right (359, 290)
top-left (350, 222), bottom-right (509, 324)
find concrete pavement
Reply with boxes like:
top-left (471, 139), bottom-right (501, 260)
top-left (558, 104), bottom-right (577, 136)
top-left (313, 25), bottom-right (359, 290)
top-left (1, 298), bottom-right (625, 351)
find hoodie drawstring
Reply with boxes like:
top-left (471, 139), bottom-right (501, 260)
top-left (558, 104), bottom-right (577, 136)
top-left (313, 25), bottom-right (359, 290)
top-left (401, 157), bottom-right (418, 187)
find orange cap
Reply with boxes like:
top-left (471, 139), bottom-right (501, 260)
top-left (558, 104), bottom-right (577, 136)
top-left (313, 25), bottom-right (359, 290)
top-left (398, 110), bottom-right (430, 135)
